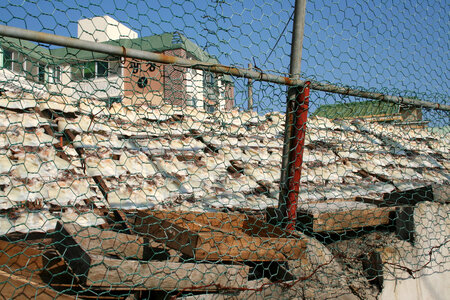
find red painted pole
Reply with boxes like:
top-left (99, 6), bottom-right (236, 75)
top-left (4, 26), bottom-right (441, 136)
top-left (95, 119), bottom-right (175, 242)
top-left (286, 82), bottom-right (310, 231)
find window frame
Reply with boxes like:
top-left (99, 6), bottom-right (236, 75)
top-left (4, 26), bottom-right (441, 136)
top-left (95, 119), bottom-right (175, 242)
top-left (38, 63), bottom-right (46, 83)
top-left (53, 66), bottom-right (61, 83)
top-left (72, 60), bottom-right (117, 81)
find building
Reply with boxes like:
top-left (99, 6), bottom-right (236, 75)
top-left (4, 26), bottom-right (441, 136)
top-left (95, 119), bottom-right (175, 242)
top-left (0, 16), bottom-right (234, 111)
top-left (313, 100), bottom-right (426, 127)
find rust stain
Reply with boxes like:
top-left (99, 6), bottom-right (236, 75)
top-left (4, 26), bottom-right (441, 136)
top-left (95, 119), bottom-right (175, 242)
top-left (156, 53), bottom-right (178, 64)
top-left (283, 77), bottom-right (293, 85)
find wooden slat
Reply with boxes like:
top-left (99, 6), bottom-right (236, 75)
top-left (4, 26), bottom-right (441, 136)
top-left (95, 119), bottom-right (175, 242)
top-left (0, 240), bottom-right (69, 282)
top-left (57, 222), bottom-right (162, 260)
top-left (0, 269), bottom-right (76, 300)
top-left (297, 206), bottom-right (397, 233)
top-left (127, 213), bottom-right (201, 258)
top-left (127, 211), bottom-right (306, 261)
top-left (54, 222), bottom-right (249, 291)
top-left (85, 256), bottom-right (249, 291)
top-left (148, 210), bottom-right (297, 238)
top-left (0, 239), bottom-right (80, 292)
top-left (292, 187), bottom-right (433, 233)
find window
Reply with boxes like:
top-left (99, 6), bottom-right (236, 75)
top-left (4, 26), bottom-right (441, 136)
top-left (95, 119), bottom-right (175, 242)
top-left (72, 64), bottom-right (83, 81)
top-left (83, 61), bottom-right (96, 79)
top-left (2, 48), bottom-right (13, 70)
top-left (187, 97), bottom-right (197, 107)
top-left (13, 52), bottom-right (24, 73)
top-left (205, 103), bottom-right (216, 113)
top-left (205, 72), bottom-right (215, 86)
top-left (204, 72), bottom-right (219, 102)
top-left (53, 66), bottom-right (61, 83)
top-left (106, 96), bottom-right (122, 107)
top-left (72, 60), bottom-right (116, 80)
top-left (25, 58), bottom-right (41, 81)
top-left (97, 61), bottom-right (108, 77)
top-left (109, 60), bottom-right (120, 77)
top-left (38, 63), bottom-right (46, 83)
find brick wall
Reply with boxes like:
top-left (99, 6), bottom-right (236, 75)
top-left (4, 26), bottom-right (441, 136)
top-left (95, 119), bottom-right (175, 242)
top-left (122, 57), bottom-right (163, 106)
top-left (163, 48), bottom-right (187, 106)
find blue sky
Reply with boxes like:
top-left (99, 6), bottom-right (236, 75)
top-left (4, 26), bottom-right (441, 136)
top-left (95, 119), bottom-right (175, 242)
top-left (0, 0), bottom-right (448, 124)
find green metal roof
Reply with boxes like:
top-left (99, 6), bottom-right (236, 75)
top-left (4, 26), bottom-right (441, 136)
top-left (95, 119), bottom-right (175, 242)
top-left (49, 32), bottom-right (179, 61)
top-left (312, 100), bottom-right (401, 119)
top-left (0, 37), bottom-right (53, 64)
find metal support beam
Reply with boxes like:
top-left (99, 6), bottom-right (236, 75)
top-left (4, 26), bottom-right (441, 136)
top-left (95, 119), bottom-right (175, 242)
top-left (0, 24), bottom-right (447, 111)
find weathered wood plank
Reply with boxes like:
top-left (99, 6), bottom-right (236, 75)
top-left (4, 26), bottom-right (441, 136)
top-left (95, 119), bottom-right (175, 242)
top-left (291, 185), bottom-right (436, 233)
top-left (54, 222), bottom-right (249, 291)
top-left (128, 211), bottom-right (306, 261)
top-left (57, 222), bottom-right (153, 260)
top-left (128, 213), bottom-right (201, 258)
top-left (295, 202), bottom-right (397, 233)
top-left (178, 278), bottom-right (284, 300)
top-left (0, 239), bottom-right (74, 286)
top-left (149, 211), bottom-right (291, 238)
top-left (0, 269), bottom-right (76, 300)
top-left (308, 207), bottom-right (396, 232)
top-left (85, 256), bottom-right (249, 291)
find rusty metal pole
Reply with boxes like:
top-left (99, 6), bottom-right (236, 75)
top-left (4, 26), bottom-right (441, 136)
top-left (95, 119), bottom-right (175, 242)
top-left (0, 25), bottom-right (447, 110)
top-left (286, 83), bottom-right (310, 231)
top-left (279, 0), bottom-right (308, 231)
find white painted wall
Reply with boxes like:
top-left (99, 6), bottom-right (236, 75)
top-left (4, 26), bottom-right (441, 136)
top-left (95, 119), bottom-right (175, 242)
top-left (78, 16), bottom-right (138, 42)
top-left (58, 62), bottom-right (124, 101)
top-left (217, 77), bottom-right (226, 111)
top-left (186, 68), bottom-right (204, 108)
top-left (73, 77), bottom-right (123, 99)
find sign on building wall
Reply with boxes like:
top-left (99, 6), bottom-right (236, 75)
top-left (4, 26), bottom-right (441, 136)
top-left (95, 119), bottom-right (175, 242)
top-left (123, 58), bottom-right (163, 106)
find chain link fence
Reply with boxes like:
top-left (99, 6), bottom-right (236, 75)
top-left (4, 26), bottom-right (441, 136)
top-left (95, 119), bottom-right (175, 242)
top-left (0, 0), bottom-right (448, 299)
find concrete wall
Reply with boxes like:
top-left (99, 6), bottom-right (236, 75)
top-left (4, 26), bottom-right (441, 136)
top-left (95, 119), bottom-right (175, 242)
top-left (380, 201), bottom-right (450, 300)
top-left (78, 16), bottom-right (138, 42)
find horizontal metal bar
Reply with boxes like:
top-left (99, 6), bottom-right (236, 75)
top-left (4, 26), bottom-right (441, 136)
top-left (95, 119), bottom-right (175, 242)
top-left (0, 25), bottom-right (448, 111)
top-left (310, 82), bottom-right (450, 111)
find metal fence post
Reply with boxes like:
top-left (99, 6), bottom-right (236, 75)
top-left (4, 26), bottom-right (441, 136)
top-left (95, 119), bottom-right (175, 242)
top-left (248, 63), bottom-right (253, 111)
top-left (286, 82), bottom-right (310, 231)
top-left (279, 0), bottom-right (308, 230)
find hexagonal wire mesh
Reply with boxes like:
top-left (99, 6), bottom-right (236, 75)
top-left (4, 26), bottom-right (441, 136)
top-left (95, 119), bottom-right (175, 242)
top-left (0, 0), bottom-right (448, 299)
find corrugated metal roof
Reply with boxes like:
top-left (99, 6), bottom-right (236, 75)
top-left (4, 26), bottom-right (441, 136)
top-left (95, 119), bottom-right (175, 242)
top-left (313, 100), bottom-right (401, 120)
